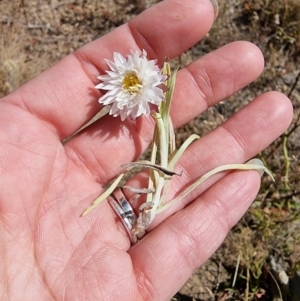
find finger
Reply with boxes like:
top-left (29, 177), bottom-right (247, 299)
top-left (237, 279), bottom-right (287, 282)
top-left (74, 91), bottom-right (291, 255)
top-left (125, 91), bottom-right (293, 227)
top-left (2, 0), bottom-right (215, 138)
top-left (64, 42), bottom-right (265, 183)
top-left (129, 169), bottom-right (262, 301)
top-left (171, 41), bottom-right (264, 126)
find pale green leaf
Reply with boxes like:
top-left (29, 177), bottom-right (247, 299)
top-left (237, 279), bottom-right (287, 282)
top-left (81, 173), bottom-right (125, 216)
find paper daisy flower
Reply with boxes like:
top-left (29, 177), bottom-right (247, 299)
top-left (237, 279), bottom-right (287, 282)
top-left (96, 50), bottom-right (168, 121)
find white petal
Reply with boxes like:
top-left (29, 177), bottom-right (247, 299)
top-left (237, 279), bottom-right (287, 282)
top-left (95, 49), bottom-right (167, 120)
top-left (114, 52), bottom-right (126, 67)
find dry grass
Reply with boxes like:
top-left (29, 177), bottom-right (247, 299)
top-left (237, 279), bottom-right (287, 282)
top-left (1, 0), bottom-right (300, 300)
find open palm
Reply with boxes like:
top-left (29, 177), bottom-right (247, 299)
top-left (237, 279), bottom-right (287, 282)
top-left (0, 0), bottom-right (293, 300)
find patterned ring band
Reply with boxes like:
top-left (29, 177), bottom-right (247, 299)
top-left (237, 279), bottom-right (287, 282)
top-left (108, 188), bottom-right (145, 244)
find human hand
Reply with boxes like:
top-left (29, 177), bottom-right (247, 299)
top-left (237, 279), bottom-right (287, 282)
top-left (0, 0), bottom-right (293, 300)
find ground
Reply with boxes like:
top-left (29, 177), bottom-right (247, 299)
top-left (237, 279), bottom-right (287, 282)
top-left (1, 0), bottom-right (300, 300)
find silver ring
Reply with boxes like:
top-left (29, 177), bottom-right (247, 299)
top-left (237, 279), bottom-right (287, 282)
top-left (108, 189), bottom-right (144, 244)
top-left (112, 189), bottom-right (137, 225)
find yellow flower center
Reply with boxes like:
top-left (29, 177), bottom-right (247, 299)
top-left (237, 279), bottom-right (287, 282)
top-left (122, 72), bottom-right (142, 94)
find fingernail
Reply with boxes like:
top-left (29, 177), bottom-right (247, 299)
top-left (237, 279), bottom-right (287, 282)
top-left (210, 0), bottom-right (219, 20)
top-left (246, 158), bottom-right (265, 177)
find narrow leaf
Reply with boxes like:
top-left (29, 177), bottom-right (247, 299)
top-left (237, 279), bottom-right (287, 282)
top-left (168, 134), bottom-right (200, 170)
top-left (81, 173), bottom-right (125, 216)
top-left (121, 161), bottom-right (181, 176)
top-left (156, 161), bottom-right (274, 214)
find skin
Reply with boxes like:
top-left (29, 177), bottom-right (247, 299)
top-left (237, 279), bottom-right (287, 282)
top-left (0, 0), bottom-right (293, 300)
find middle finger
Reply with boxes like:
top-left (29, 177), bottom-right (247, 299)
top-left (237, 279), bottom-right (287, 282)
top-left (64, 41), bottom-right (264, 183)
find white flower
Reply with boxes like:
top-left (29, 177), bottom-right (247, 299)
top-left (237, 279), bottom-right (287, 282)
top-left (96, 50), bottom-right (168, 121)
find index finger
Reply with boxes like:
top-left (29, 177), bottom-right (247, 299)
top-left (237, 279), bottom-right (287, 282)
top-left (2, 0), bottom-right (215, 138)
